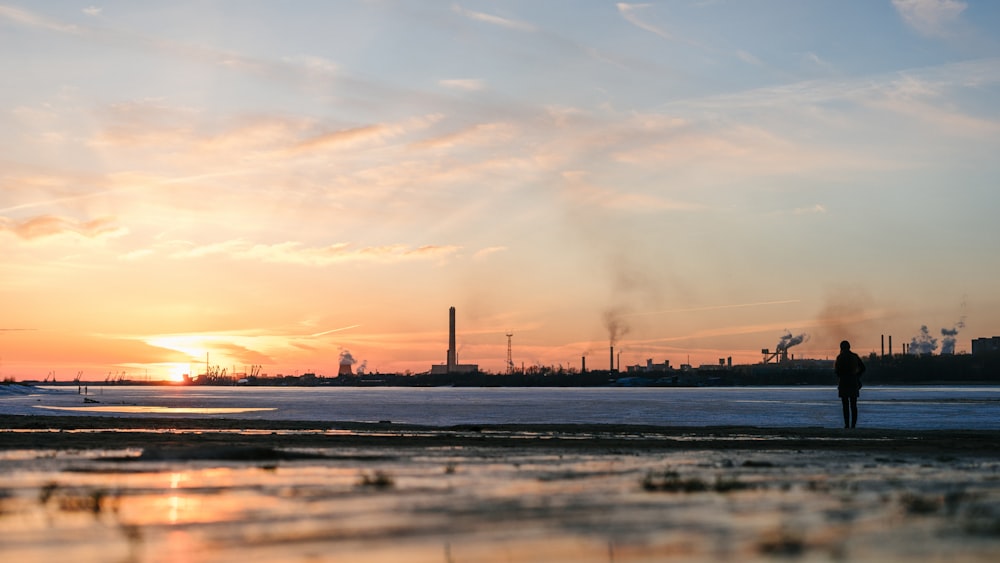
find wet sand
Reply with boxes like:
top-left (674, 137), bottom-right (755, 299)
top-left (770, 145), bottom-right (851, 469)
top-left (2, 414), bottom-right (998, 454)
top-left (2, 414), bottom-right (1000, 562)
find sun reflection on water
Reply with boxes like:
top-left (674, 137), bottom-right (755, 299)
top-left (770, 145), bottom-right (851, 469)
top-left (36, 406), bottom-right (276, 414)
top-left (1, 442), bottom-right (999, 561)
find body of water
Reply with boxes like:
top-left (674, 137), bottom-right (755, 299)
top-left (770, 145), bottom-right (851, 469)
top-left (3, 384), bottom-right (1000, 562)
top-left (3, 385), bottom-right (999, 430)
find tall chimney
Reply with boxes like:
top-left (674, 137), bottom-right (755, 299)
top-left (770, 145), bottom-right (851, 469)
top-left (447, 306), bottom-right (456, 371)
top-left (881, 334), bottom-right (885, 358)
top-left (610, 346), bottom-right (615, 373)
top-left (889, 335), bottom-right (893, 357)
top-left (581, 356), bottom-right (586, 373)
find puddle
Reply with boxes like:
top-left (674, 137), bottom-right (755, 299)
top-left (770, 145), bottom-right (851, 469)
top-left (1, 445), bottom-right (998, 562)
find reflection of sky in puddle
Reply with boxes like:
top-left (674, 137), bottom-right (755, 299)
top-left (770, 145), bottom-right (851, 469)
top-left (1, 445), bottom-right (999, 562)
top-left (36, 405), bottom-right (277, 415)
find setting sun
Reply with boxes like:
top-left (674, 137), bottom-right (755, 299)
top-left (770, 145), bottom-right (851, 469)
top-left (166, 363), bottom-right (190, 384)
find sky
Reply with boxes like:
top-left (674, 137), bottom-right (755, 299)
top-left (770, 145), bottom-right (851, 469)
top-left (2, 0), bottom-right (999, 381)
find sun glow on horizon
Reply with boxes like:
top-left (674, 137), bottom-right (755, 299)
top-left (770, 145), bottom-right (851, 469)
top-left (166, 363), bottom-right (190, 383)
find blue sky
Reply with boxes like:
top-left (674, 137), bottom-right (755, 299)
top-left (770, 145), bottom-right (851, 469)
top-left (1, 1), bottom-right (999, 378)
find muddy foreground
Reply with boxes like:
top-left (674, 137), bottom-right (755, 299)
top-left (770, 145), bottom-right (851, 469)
top-left (1, 415), bottom-right (999, 562)
top-left (3, 414), bottom-right (999, 453)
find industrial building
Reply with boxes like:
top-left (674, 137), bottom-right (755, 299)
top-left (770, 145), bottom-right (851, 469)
top-left (430, 306), bottom-right (479, 375)
top-left (972, 337), bottom-right (1000, 355)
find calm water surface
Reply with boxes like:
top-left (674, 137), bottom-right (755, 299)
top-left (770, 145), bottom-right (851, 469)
top-left (6, 385), bottom-right (999, 430)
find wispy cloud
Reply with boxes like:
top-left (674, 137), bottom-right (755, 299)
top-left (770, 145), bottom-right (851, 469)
top-left (451, 4), bottom-right (536, 32)
top-left (298, 114), bottom-right (442, 152)
top-left (306, 325), bottom-right (362, 338)
top-left (676, 58), bottom-right (997, 108)
top-left (0, 4), bottom-right (415, 116)
top-left (411, 122), bottom-right (517, 150)
top-left (803, 51), bottom-right (835, 73)
top-left (864, 69), bottom-right (1000, 135)
top-left (892, 0), bottom-right (967, 37)
top-left (143, 333), bottom-right (276, 364)
top-left (628, 299), bottom-right (801, 318)
top-left (291, 124), bottom-right (392, 153)
top-left (473, 246), bottom-right (507, 260)
top-left (667, 58), bottom-right (1000, 137)
top-left (793, 204), bottom-right (827, 215)
top-left (560, 171), bottom-right (702, 212)
top-left (439, 78), bottom-right (486, 91)
top-left (164, 239), bottom-right (461, 266)
top-left (0, 5), bottom-right (81, 34)
top-left (736, 50), bottom-right (763, 66)
top-left (0, 215), bottom-right (126, 240)
top-left (617, 3), bottom-right (673, 40)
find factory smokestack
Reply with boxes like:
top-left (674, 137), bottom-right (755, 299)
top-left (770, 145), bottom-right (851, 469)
top-left (610, 346), bottom-right (615, 373)
top-left (447, 306), bottom-right (457, 372)
top-left (581, 356), bottom-right (586, 373)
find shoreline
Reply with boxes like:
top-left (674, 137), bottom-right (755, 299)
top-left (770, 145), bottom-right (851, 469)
top-left (2, 414), bottom-right (998, 455)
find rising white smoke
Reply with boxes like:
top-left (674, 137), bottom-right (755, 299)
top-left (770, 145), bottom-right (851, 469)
top-left (940, 318), bottom-right (966, 354)
top-left (909, 325), bottom-right (938, 355)
top-left (776, 331), bottom-right (808, 352)
top-left (339, 350), bottom-right (357, 366)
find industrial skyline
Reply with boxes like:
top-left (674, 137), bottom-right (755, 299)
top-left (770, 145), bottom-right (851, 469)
top-left (2, 2), bottom-right (999, 380)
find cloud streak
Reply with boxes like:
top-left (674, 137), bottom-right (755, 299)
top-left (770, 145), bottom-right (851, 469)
top-left (617, 3), bottom-right (673, 41)
top-left (164, 239), bottom-right (462, 266)
top-left (892, 0), bottom-right (967, 37)
top-left (0, 5), bottom-right (82, 34)
top-left (0, 215), bottom-right (126, 240)
top-left (451, 5), bottom-right (536, 32)
top-left (440, 78), bottom-right (486, 92)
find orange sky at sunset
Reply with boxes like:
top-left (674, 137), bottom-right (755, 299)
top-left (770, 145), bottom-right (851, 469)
top-left (2, 2), bottom-right (999, 380)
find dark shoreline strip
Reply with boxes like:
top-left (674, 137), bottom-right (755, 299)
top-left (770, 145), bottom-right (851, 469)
top-left (1, 414), bottom-right (998, 454)
top-left (0, 415), bottom-right (1000, 458)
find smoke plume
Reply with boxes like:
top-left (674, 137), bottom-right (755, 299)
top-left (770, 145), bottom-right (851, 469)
top-left (815, 285), bottom-right (875, 349)
top-left (909, 325), bottom-right (938, 355)
top-left (939, 318), bottom-right (966, 355)
top-left (603, 306), bottom-right (631, 347)
top-left (776, 331), bottom-right (808, 352)
top-left (339, 350), bottom-right (357, 366)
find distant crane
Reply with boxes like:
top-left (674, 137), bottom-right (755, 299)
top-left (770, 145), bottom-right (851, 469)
top-left (506, 332), bottom-right (514, 375)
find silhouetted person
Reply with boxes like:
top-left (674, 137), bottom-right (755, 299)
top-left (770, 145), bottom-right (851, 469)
top-left (835, 340), bottom-right (865, 428)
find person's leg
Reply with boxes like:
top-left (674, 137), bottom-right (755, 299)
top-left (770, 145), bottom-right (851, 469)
top-left (850, 397), bottom-right (858, 428)
top-left (841, 397), bottom-right (850, 428)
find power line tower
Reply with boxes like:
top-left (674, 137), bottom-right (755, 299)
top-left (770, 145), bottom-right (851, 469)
top-left (506, 332), bottom-right (514, 375)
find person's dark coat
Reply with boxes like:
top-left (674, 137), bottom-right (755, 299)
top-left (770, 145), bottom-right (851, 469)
top-left (835, 351), bottom-right (865, 398)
